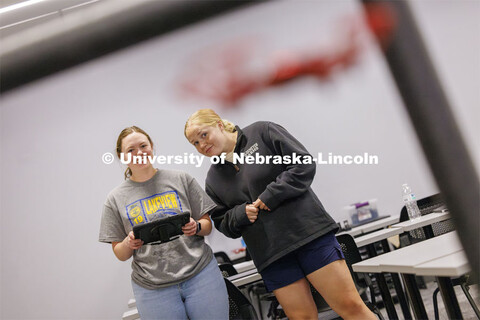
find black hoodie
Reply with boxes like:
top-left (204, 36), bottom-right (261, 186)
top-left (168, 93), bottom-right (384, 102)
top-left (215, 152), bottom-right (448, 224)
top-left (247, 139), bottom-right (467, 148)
top-left (205, 121), bottom-right (338, 272)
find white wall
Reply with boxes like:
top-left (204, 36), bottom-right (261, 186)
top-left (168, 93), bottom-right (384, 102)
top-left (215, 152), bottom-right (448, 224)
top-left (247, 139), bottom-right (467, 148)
top-left (1, 0), bottom-right (478, 319)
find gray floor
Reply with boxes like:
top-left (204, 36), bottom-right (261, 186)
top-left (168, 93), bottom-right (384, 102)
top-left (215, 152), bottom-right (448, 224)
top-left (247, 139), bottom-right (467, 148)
top-left (379, 281), bottom-right (479, 320)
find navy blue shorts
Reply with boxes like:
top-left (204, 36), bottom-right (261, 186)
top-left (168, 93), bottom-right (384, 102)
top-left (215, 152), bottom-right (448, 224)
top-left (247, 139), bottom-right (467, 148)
top-left (259, 231), bottom-right (345, 292)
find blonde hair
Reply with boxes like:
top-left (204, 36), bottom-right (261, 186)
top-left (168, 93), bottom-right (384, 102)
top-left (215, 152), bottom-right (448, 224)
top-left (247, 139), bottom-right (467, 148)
top-left (184, 109), bottom-right (236, 139)
top-left (116, 126), bottom-right (154, 179)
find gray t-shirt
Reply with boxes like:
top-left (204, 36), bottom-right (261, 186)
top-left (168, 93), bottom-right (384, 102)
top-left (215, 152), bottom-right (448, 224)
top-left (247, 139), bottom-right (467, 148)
top-left (99, 169), bottom-right (216, 289)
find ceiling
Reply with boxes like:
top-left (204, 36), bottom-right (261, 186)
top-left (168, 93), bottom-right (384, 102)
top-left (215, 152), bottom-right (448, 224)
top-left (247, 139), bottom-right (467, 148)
top-left (0, 0), bottom-right (105, 38)
top-left (0, 0), bottom-right (26, 8)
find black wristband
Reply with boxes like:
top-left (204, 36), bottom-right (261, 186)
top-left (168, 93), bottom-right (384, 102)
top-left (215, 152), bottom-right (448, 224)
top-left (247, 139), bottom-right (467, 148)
top-left (196, 221), bottom-right (202, 234)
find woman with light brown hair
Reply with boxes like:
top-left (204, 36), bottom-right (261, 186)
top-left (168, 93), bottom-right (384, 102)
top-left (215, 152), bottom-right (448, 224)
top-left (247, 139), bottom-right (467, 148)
top-left (99, 126), bottom-right (228, 320)
top-left (185, 110), bottom-right (376, 319)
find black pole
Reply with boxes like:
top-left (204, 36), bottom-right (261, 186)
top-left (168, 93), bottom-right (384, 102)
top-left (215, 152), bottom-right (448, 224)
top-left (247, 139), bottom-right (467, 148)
top-left (360, 0), bottom-right (479, 279)
top-left (0, 0), bottom-right (264, 94)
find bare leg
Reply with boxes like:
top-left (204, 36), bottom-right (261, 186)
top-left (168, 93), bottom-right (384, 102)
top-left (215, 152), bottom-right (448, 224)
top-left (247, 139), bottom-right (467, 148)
top-left (273, 278), bottom-right (318, 320)
top-left (307, 260), bottom-right (377, 320)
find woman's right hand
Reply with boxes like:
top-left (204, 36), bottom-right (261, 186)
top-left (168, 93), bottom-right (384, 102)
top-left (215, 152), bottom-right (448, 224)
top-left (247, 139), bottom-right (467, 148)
top-left (124, 231), bottom-right (144, 250)
top-left (246, 204), bottom-right (259, 223)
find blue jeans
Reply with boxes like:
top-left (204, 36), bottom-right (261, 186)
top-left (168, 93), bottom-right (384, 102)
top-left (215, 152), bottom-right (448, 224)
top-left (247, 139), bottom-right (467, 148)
top-left (131, 257), bottom-right (229, 320)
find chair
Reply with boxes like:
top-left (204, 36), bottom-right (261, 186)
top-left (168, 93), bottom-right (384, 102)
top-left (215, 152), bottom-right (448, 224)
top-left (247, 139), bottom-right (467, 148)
top-left (218, 262), bottom-right (259, 319)
top-left (336, 233), bottom-right (386, 320)
top-left (216, 260), bottom-right (277, 320)
top-left (224, 277), bottom-right (259, 319)
top-left (215, 251), bottom-right (233, 264)
top-left (218, 262), bottom-right (238, 278)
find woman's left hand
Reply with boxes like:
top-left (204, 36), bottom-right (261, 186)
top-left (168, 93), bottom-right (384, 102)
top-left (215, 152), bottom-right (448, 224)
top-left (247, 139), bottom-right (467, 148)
top-left (182, 217), bottom-right (198, 236)
top-left (253, 198), bottom-right (271, 211)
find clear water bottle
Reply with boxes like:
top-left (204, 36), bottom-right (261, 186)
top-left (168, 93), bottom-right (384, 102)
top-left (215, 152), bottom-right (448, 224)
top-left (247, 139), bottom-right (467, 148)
top-left (402, 183), bottom-right (421, 220)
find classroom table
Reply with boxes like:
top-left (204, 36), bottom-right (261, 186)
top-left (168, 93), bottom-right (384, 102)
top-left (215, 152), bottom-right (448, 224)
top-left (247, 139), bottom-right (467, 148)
top-left (228, 268), bottom-right (262, 287)
top-left (353, 227), bottom-right (404, 247)
top-left (392, 211), bottom-right (451, 238)
top-left (414, 251), bottom-right (469, 277)
top-left (233, 260), bottom-right (256, 273)
top-left (353, 232), bottom-right (462, 273)
top-left (337, 216), bottom-right (399, 237)
top-left (352, 232), bottom-right (466, 319)
top-left (359, 216), bottom-right (400, 234)
top-left (351, 211), bottom-right (452, 248)
top-left (122, 308), bottom-right (139, 320)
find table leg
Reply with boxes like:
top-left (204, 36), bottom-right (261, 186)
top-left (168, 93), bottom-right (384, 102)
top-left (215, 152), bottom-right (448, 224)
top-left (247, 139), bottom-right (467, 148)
top-left (402, 274), bottom-right (429, 320)
top-left (366, 244), bottom-right (399, 319)
top-left (377, 273), bottom-right (399, 319)
top-left (381, 239), bottom-right (413, 319)
top-left (392, 273), bottom-right (413, 319)
top-left (436, 277), bottom-right (463, 320)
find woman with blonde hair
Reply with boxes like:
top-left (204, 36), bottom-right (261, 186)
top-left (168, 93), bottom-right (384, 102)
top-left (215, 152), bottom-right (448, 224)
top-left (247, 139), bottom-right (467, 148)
top-left (185, 110), bottom-right (376, 319)
top-left (99, 126), bottom-right (228, 320)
